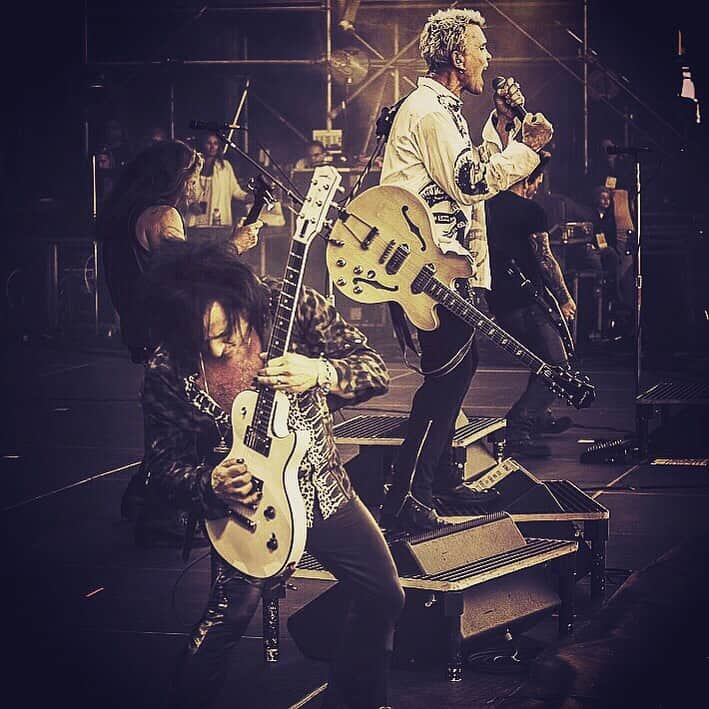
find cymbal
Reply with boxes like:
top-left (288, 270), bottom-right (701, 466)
top-left (329, 48), bottom-right (369, 86)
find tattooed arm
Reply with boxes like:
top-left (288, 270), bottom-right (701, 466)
top-left (529, 231), bottom-right (577, 320)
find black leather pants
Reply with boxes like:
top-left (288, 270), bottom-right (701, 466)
top-left (170, 497), bottom-right (404, 709)
top-left (386, 306), bottom-right (478, 509)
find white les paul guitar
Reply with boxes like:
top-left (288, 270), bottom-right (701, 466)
top-left (205, 166), bottom-right (342, 579)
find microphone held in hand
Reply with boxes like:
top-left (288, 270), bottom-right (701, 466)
top-left (492, 76), bottom-right (528, 122)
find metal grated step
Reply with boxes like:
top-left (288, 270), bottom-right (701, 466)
top-left (436, 479), bottom-right (608, 520)
top-left (333, 413), bottom-right (506, 447)
top-left (297, 538), bottom-right (573, 583)
top-left (637, 380), bottom-right (709, 405)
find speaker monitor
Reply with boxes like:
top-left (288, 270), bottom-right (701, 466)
top-left (467, 458), bottom-right (564, 514)
top-left (389, 512), bottom-right (526, 576)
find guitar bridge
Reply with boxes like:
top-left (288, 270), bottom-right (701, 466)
top-left (361, 227), bottom-right (378, 249)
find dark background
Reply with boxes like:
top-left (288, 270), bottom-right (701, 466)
top-left (2, 0), bottom-right (707, 359)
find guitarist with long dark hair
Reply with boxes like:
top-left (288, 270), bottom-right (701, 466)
top-left (486, 150), bottom-right (577, 458)
top-left (139, 239), bottom-right (403, 709)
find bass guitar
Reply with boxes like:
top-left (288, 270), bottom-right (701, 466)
top-left (502, 259), bottom-right (576, 361)
top-left (243, 174), bottom-right (275, 226)
top-left (205, 166), bottom-right (342, 578)
top-left (326, 185), bottom-right (595, 409)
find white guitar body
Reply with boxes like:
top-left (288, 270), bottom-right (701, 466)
top-left (205, 389), bottom-right (309, 579)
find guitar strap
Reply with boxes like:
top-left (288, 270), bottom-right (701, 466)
top-left (388, 301), bottom-right (475, 378)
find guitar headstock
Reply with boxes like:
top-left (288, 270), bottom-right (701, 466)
top-left (244, 174), bottom-right (275, 226)
top-left (294, 166), bottom-right (342, 246)
top-left (542, 365), bottom-right (596, 409)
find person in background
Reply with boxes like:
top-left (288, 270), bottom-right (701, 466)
top-left (96, 140), bottom-right (261, 548)
top-left (294, 139), bottom-right (328, 170)
top-left (186, 132), bottom-right (250, 227)
top-left (486, 151), bottom-right (575, 458)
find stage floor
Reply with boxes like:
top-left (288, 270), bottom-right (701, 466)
top-left (2, 335), bottom-right (707, 708)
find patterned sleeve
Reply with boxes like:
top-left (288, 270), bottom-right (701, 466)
top-left (290, 283), bottom-right (390, 408)
top-left (142, 353), bottom-right (225, 518)
top-left (414, 111), bottom-right (539, 207)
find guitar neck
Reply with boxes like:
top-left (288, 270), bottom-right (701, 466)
top-left (243, 200), bottom-right (263, 226)
top-left (251, 239), bottom-right (309, 437)
top-left (419, 271), bottom-right (546, 373)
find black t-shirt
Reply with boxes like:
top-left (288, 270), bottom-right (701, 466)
top-left (486, 191), bottom-right (548, 314)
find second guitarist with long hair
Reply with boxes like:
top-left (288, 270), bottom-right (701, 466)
top-left (486, 151), bottom-right (577, 458)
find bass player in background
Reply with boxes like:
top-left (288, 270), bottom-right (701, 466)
top-left (378, 7), bottom-right (553, 533)
top-left (486, 150), bottom-right (576, 458)
top-left (139, 239), bottom-right (403, 709)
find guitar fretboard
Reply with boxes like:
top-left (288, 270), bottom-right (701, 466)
top-left (252, 239), bottom-right (308, 440)
top-left (420, 272), bottom-right (545, 372)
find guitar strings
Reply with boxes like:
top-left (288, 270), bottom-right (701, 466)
top-left (339, 218), bottom-right (540, 361)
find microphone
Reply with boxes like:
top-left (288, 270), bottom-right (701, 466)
top-left (605, 145), bottom-right (652, 155)
top-left (188, 120), bottom-right (246, 131)
top-left (492, 76), bottom-right (528, 122)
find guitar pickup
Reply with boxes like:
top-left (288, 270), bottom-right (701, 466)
top-left (227, 508), bottom-right (258, 533)
top-left (385, 243), bottom-right (410, 275)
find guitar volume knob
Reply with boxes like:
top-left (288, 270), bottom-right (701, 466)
top-left (353, 266), bottom-right (363, 274)
top-left (336, 258), bottom-right (346, 267)
top-left (267, 534), bottom-right (278, 551)
top-left (264, 506), bottom-right (276, 519)
top-left (336, 277), bottom-right (347, 286)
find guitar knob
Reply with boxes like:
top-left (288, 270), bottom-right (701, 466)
top-left (353, 265), bottom-right (363, 275)
top-left (367, 270), bottom-right (376, 279)
top-left (267, 534), bottom-right (278, 551)
top-left (264, 506), bottom-right (276, 520)
top-left (336, 258), bottom-right (346, 267)
top-left (336, 277), bottom-right (346, 286)
top-left (353, 286), bottom-right (363, 295)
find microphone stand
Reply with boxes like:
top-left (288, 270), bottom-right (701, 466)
top-left (211, 128), bottom-right (304, 210)
top-left (581, 148), bottom-right (647, 464)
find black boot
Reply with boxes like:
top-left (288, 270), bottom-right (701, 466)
top-left (506, 416), bottom-right (551, 459)
top-left (535, 410), bottom-right (573, 436)
top-left (380, 494), bottom-right (451, 534)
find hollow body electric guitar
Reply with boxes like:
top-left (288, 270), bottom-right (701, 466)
top-left (205, 166), bottom-right (342, 579)
top-left (327, 185), bottom-right (595, 409)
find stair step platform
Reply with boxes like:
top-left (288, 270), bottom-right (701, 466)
top-left (436, 474), bottom-right (609, 602)
top-left (334, 413), bottom-right (506, 447)
top-left (437, 479), bottom-right (608, 522)
top-left (636, 380), bottom-right (709, 456)
top-left (292, 532), bottom-right (577, 680)
top-left (295, 537), bottom-right (576, 589)
top-left (636, 380), bottom-right (709, 405)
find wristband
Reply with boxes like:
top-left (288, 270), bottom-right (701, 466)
top-left (317, 355), bottom-right (336, 394)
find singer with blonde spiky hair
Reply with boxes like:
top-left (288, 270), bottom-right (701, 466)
top-left (379, 7), bottom-right (555, 533)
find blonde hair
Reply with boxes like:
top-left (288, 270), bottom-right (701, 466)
top-left (420, 8), bottom-right (486, 73)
